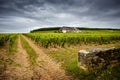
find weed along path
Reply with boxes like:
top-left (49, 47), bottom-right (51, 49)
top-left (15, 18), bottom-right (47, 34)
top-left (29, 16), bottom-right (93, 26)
top-left (8, 36), bottom-right (33, 79)
top-left (22, 35), bottom-right (72, 80)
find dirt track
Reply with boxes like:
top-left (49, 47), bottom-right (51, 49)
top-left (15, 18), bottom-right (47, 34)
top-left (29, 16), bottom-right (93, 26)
top-left (1, 35), bottom-right (72, 80)
top-left (22, 35), bottom-right (72, 80)
top-left (7, 36), bottom-right (33, 79)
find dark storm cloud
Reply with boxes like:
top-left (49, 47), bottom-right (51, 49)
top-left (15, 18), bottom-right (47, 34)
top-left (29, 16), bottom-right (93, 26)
top-left (0, 0), bottom-right (120, 32)
top-left (0, 0), bottom-right (43, 16)
top-left (86, 0), bottom-right (120, 18)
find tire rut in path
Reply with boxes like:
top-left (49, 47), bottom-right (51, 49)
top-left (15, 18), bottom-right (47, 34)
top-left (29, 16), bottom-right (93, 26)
top-left (7, 36), bottom-right (33, 79)
top-left (22, 35), bottom-right (72, 80)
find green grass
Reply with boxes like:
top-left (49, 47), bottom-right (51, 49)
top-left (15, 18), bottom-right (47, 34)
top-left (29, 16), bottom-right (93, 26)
top-left (46, 48), bottom-right (86, 79)
top-left (20, 36), bottom-right (37, 66)
top-left (45, 47), bottom-right (120, 80)
top-left (8, 34), bottom-right (19, 67)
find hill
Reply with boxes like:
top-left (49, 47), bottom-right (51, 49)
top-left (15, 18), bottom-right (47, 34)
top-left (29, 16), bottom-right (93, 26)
top-left (30, 27), bottom-right (120, 33)
top-left (30, 27), bottom-right (61, 33)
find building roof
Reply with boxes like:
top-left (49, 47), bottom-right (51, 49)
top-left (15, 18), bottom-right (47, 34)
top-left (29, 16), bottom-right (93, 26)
top-left (59, 26), bottom-right (80, 32)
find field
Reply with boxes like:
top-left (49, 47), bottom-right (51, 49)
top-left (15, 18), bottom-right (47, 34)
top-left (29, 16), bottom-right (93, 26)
top-left (25, 30), bottom-right (120, 48)
top-left (0, 30), bottom-right (120, 80)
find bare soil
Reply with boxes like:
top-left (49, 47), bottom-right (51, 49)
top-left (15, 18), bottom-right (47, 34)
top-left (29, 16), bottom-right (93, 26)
top-left (0, 44), bottom-right (9, 80)
top-left (22, 35), bottom-right (72, 80)
top-left (6, 36), bottom-right (33, 80)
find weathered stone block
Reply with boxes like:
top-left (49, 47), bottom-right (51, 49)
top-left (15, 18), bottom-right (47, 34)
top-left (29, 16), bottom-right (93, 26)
top-left (78, 48), bottom-right (120, 71)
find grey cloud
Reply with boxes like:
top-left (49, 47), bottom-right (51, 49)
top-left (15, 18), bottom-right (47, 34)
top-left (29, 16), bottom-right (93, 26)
top-left (0, 0), bottom-right (120, 32)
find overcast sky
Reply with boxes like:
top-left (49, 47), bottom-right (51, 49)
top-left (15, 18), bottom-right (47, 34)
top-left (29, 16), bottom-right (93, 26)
top-left (0, 0), bottom-right (120, 33)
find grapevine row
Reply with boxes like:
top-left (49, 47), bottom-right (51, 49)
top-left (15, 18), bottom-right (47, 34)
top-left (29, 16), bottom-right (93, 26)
top-left (24, 31), bottom-right (120, 48)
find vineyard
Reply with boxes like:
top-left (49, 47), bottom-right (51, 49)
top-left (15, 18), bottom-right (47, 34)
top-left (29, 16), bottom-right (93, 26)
top-left (25, 30), bottom-right (120, 48)
top-left (0, 30), bottom-right (120, 80)
top-left (0, 34), bottom-right (17, 50)
top-left (0, 34), bottom-right (10, 46)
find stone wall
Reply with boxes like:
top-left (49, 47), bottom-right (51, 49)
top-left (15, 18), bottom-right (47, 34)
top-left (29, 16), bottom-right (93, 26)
top-left (78, 48), bottom-right (120, 71)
